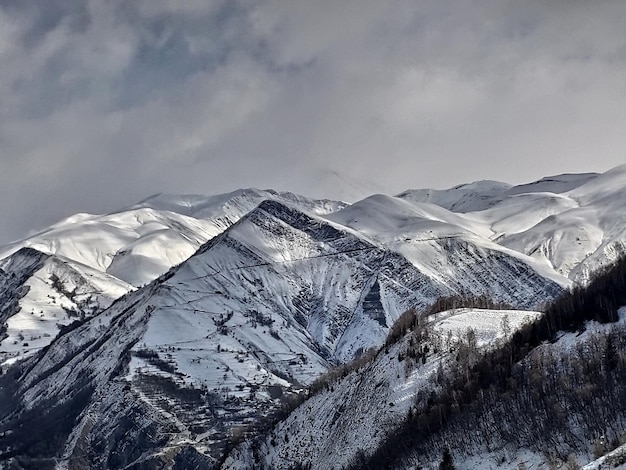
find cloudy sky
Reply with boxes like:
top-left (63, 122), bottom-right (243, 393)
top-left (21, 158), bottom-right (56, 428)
top-left (1, 1), bottom-right (625, 243)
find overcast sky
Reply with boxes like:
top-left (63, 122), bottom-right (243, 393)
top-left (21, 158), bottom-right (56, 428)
top-left (1, 1), bottom-right (625, 244)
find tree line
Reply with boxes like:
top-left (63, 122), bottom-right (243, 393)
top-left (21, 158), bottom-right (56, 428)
top-left (352, 254), bottom-right (626, 469)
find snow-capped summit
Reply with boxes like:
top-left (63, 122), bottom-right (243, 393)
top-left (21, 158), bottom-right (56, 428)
top-left (1, 189), bottom-right (346, 287)
top-left (506, 172), bottom-right (599, 196)
top-left (0, 190), bottom-right (346, 365)
top-left (397, 180), bottom-right (511, 212)
top-left (398, 165), bottom-right (626, 284)
top-left (3, 165), bottom-right (626, 468)
top-left (0, 188), bottom-right (564, 467)
top-left (132, 188), bottom-right (346, 220)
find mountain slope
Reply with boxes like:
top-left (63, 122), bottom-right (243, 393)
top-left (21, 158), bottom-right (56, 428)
top-left (397, 180), bottom-right (513, 213)
top-left (325, 193), bottom-right (566, 290)
top-left (399, 166), bottom-right (626, 285)
top-left (0, 199), bottom-right (563, 468)
top-left (222, 252), bottom-right (626, 470)
top-left (495, 165), bottom-right (626, 283)
top-left (222, 307), bottom-right (541, 470)
top-left (4, 166), bottom-right (626, 468)
top-left (229, 310), bottom-right (626, 470)
top-left (1, 189), bottom-right (346, 287)
top-left (0, 190), bottom-right (345, 367)
top-left (0, 248), bottom-right (131, 367)
top-left (397, 172), bottom-right (598, 213)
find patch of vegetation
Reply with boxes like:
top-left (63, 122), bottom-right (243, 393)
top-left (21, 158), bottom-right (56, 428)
top-left (134, 348), bottom-right (177, 373)
top-left (353, 254), bottom-right (626, 469)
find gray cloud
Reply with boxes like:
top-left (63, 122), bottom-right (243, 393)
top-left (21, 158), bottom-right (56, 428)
top-left (1, 0), bottom-right (626, 243)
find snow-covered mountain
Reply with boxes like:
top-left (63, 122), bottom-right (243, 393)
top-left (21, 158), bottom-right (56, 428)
top-left (224, 306), bottom-right (626, 470)
top-left (0, 190), bottom-right (345, 366)
top-left (0, 195), bottom-right (562, 467)
top-left (0, 189), bottom-right (346, 287)
top-left (496, 165), bottom-right (626, 283)
top-left (223, 307), bottom-right (542, 470)
top-left (3, 165), bottom-right (626, 468)
top-left (396, 172), bottom-right (599, 213)
top-left (399, 165), bottom-right (626, 284)
top-left (0, 248), bottom-right (131, 367)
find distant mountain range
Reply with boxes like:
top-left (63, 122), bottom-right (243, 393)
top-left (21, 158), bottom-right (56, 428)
top-left (1, 165), bottom-right (626, 469)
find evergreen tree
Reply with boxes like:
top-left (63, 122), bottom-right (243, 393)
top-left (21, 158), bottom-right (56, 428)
top-left (604, 334), bottom-right (618, 372)
top-left (439, 448), bottom-right (455, 470)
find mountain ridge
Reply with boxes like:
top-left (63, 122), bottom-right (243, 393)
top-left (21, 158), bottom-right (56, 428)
top-left (0, 189), bottom-right (564, 467)
top-left (2, 165), bottom-right (626, 468)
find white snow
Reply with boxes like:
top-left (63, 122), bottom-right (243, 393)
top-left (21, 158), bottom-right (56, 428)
top-left (0, 190), bottom-right (346, 367)
top-left (398, 165), bottom-right (626, 285)
top-left (0, 253), bottom-right (132, 367)
top-left (430, 308), bottom-right (540, 347)
top-left (1, 189), bottom-right (346, 287)
top-left (4, 165), bottom-right (626, 467)
top-left (397, 180), bottom-right (512, 212)
top-left (223, 307), bottom-right (541, 470)
top-left (582, 442), bottom-right (626, 469)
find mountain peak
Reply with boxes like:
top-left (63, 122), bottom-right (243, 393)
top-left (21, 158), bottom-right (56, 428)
top-left (507, 172), bottom-right (599, 196)
top-left (396, 180), bottom-right (511, 212)
top-left (4, 167), bottom-right (626, 468)
top-left (0, 246), bottom-right (49, 272)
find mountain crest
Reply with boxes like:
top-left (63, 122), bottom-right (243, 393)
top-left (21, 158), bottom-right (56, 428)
top-left (3, 165), bottom-right (626, 468)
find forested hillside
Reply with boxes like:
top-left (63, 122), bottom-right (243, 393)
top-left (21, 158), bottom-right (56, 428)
top-left (358, 254), bottom-right (626, 469)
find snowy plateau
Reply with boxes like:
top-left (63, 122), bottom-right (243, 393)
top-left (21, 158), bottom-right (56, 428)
top-left (1, 165), bottom-right (626, 469)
